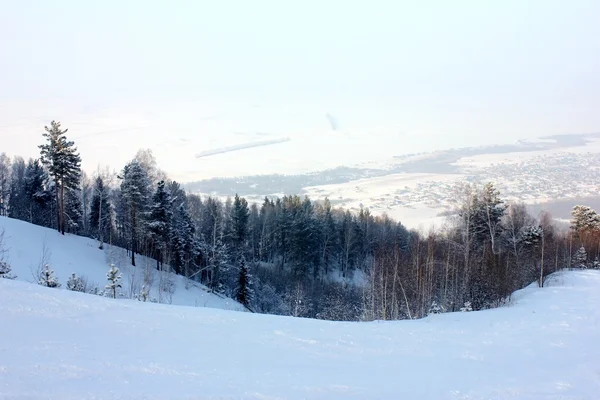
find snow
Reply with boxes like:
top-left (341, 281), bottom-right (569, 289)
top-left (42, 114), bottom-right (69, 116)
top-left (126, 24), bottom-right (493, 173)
top-left (0, 216), bottom-right (243, 311)
top-left (1, 265), bottom-right (600, 398)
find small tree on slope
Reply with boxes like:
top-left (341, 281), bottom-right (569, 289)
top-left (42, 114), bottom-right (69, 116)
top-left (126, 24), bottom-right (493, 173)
top-left (39, 265), bottom-right (60, 288)
top-left (0, 261), bottom-right (16, 279)
top-left (66, 273), bottom-right (85, 292)
top-left (106, 264), bottom-right (122, 299)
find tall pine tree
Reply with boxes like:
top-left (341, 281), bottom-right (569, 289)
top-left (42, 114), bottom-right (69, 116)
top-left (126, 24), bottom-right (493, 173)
top-left (39, 121), bottom-right (82, 235)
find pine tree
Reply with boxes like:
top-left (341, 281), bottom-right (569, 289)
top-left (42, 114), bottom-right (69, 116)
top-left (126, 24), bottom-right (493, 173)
top-left (119, 160), bottom-right (151, 266)
top-left (236, 256), bottom-right (253, 307)
top-left (148, 180), bottom-right (173, 270)
top-left (105, 264), bottom-right (122, 298)
top-left (39, 121), bottom-right (82, 235)
top-left (66, 273), bottom-right (85, 292)
top-left (39, 265), bottom-right (60, 288)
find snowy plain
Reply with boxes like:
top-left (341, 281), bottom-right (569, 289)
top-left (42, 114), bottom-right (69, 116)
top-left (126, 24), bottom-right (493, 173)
top-left (0, 216), bottom-right (243, 311)
top-left (1, 216), bottom-right (599, 399)
top-left (1, 270), bottom-right (599, 399)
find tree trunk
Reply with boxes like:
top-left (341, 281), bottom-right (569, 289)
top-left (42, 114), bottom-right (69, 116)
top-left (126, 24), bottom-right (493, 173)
top-left (131, 204), bottom-right (136, 266)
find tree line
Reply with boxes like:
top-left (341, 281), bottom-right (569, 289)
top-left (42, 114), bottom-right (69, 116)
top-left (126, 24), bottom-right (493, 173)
top-left (1, 121), bottom-right (598, 320)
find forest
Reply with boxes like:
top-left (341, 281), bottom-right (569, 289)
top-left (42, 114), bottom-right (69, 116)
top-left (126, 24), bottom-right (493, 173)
top-left (1, 121), bottom-right (599, 321)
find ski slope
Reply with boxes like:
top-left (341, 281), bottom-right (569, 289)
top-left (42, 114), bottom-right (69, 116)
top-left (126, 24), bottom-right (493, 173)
top-left (1, 268), bottom-right (599, 399)
top-left (0, 216), bottom-right (243, 311)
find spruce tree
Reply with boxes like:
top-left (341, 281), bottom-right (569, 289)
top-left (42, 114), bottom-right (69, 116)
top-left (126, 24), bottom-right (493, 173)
top-left (148, 180), bottom-right (173, 270)
top-left (23, 158), bottom-right (51, 226)
top-left (236, 256), bottom-right (253, 308)
top-left (39, 121), bottom-right (82, 235)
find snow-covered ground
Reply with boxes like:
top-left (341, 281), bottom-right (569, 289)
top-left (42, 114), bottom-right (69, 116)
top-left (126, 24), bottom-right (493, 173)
top-left (1, 269), bottom-right (599, 399)
top-left (0, 216), bottom-right (243, 311)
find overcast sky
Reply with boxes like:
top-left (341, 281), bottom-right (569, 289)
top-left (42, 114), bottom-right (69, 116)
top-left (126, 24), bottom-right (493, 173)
top-left (1, 0), bottom-right (600, 178)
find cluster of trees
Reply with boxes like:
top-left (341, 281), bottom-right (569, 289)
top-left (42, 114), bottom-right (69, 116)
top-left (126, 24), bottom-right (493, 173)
top-left (1, 121), bottom-right (598, 320)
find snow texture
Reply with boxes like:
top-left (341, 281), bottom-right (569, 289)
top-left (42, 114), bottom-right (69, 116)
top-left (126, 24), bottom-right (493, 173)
top-left (1, 267), bottom-right (600, 398)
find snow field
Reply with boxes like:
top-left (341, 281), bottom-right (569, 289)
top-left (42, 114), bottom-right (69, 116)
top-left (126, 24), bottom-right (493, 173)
top-left (1, 267), bottom-right (599, 399)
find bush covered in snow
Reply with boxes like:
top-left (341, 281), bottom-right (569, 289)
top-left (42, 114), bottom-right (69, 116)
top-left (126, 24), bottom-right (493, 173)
top-left (0, 261), bottom-right (16, 280)
top-left (66, 273), bottom-right (86, 292)
top-left (39, 265), bottom-right (60, 288)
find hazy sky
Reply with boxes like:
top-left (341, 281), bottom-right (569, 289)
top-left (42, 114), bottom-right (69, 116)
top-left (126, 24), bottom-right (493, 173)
top-left (1, 0), bottom-right (600, 179)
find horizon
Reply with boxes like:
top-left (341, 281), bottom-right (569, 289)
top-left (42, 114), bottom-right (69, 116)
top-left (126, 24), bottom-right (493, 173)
top-left (2, 1), bottom-right (600, 181)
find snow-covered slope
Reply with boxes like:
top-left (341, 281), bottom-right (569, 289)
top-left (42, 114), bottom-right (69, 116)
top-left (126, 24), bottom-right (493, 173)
top-left (1, 269), bottom-right (599, 399)
top-left (0, 216), bottom-right (243, 311)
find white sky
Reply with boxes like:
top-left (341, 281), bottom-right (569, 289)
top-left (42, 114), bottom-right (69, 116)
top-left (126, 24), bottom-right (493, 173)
top-left (1, 0), bottom-right (599, 180)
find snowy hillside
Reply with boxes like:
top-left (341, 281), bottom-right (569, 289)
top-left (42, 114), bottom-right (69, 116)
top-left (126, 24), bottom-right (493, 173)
top-left (0, 216), bottom-right (243, 311)
top-left (1, 269), bottom-right (599, 399)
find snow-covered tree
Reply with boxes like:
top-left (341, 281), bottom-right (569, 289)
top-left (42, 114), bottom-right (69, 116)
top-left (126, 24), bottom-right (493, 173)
top-left (236, 257), bottom-right (253, 308)
top-left (570, 205), bottom-right (600, 234)
top-left (119, 160), bottom-right (151, 266)
top-left (66, 273), bottom-right (85, 292)
top-left (428, 301), bottom-right (444, 315)
top-left (105, 264), bottom-right (122, 298)
top-left (460, 301), bottom-right (473, 312)
top-left (39, 121), bottom-right (82, 235)
top-left (0, 261), bottom-right (16, 279)
top-left (39, 265), bottom-right (60, 288)
top-left (148, 180), bottom-right (172, 270)
top-left (572, 246), bottom-right (588, 269)
top-left (0, 153), bottom-right (10, 217)
top-left (231, 194), bottom-right (249, 257)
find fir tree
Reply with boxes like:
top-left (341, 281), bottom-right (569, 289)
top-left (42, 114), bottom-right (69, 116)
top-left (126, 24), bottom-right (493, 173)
top-left (236, 256), bottom-right (253, 307)
top-left (105, 264), bottom-right (122, 298)
top-left (39, 121), bottom-right (82, 235)
top-left (39, 265), bottom-right (60, 288)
